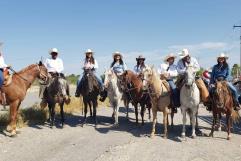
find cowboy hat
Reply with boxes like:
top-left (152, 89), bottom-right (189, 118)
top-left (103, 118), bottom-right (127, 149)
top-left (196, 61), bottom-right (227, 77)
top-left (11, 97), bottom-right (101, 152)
top-left (49, 48), bottom-right (59, 54)
top-left (136, 55), bottom-right (145, 61)
top-left (217, 53), bottom-right (229, 59)
top-left (164, 53), bottom-right (176, 62)
top-left (85, 49), bottom-right (94, 54)
top-left (112, 51), bottom-right (123, 58)
top-left (178, 48), bottom-right (190, 59)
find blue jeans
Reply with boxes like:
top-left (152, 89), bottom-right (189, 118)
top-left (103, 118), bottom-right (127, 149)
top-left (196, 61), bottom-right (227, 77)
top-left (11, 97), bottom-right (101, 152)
top-left (227, 82), bottom-right (239, 104)
top-left (77, 74), bottom-right (103, 90)
top-left (167, 79), bottom-right (180, 107)
top-left (0, 70), bottom-right (3, 87)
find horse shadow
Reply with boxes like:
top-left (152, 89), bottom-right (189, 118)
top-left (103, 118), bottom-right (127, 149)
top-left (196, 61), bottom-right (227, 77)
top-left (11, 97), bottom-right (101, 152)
top-left (198, 115), bottom-right (241, 135)
top-left (93, 107), bottom-right (206, 142)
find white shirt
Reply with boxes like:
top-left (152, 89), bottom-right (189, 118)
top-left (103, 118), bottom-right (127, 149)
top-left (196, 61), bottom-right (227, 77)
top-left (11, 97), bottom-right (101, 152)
top-left (133, 65), bottom-right (147, 75)
top-left (177, 57), bottom-right (200, 74)
top-left (45, 57), bottom-right (64, 73)
top-left (0, 55), bottom-right (8, 68)
top-left (82, 59), bottom-right (98, 70)
top-left (158, 63), bottom-right (178, 79)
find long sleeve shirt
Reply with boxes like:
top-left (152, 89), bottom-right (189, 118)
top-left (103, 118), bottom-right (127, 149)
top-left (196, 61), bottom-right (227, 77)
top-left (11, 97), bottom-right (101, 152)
top-left (82, 59), bottom-right (98, 70)
top-left (133, 65), bottom-right (147, 75)
top-left (45, 57), bottom-right (64, 73)
top-left (210, 64), bottom-right (229, 84)
top-left (111, 62), bottom-right (127, 74)
top-left (158, 63), bottom-right (178, 80)
top-left (0, 55), bottom-right (8, 69)
top-left (177, 57), bottom-right (200, 74)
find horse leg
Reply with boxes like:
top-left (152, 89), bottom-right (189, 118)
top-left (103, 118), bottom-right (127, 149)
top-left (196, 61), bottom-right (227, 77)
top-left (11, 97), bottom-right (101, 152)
top-left (7, 100), bottom-right (20, 136)
top-left (134, 104), bottom-right (139, 125)
top-left (171, 108), bottom-right (174, 127)
top-left (89, 102), bottom-right (92, 117)
top-left (141, 104), bottom-right (146, 126)
top-left (148, 106), bottom-right (151, 121)
top-left (163, 109), bottom-right (168, 139)
top-left (124, 99), bottom-right (129, 119)
top-left (151, 108), bottom-right (157, 138)
top-left (226, 113), bottom-right (231, 140)
top-left (82, 101), bottom-right (88, 127)
top-left (209, 110), bottom-right (217, 137)
top-left (47, 105), bottom-right (51, 122)
top-left (218, 113), bottom-right (222, 132)
top-left (93, 99), bottom-right (98, 126)
top-left (181, 107), bottom-right (187, 138)
top-left (60, 103), bottom-right (65, 127)
top-left (191, 110), bottom-right (197, 138)
top-left (50, 104), bottom-right (56, 128)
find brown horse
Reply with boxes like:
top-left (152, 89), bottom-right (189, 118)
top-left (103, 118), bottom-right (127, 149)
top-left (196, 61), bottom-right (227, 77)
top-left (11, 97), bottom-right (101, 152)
top-left (209, 81), bottom-right (240, 140)
top-left (2, 62), bottom-right (48, 136)
top-left (120, 70), bottom-right (150, 125)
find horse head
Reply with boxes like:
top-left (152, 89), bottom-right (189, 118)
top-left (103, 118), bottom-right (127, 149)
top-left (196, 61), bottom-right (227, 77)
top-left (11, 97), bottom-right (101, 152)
top-left (142, 66), bottom-right (154, 90)
top-left (37, 61), bottom-right (48, 83)
top-left (82, 69), bottom-right (98, 94)
top-left (213, 81), bottom-right (228, 108)
top-left (103, 69), bottom-right (115, 89)
top-left (184, 65), bottom-right (196, 87)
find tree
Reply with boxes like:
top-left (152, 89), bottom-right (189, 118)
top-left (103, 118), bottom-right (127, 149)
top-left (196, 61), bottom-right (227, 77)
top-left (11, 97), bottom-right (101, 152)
top-left (231, 64), bottom-right (241, 79)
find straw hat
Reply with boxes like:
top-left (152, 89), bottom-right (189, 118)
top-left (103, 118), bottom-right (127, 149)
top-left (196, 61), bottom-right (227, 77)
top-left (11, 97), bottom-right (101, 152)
top-left (112, 51), bottom-right (123, 58)
top-left (164, 53), bottom-right (176, 62)
top-left (49, 48), bottom-right (59, 55)
top-left (217, 53), bottom-right (228, 59)
top-left (178, 49), bottom-right (190, 59)
top-left (85, 49), bottom-right (94, 54)
top-left (136, 55), bottom-right (145, 61)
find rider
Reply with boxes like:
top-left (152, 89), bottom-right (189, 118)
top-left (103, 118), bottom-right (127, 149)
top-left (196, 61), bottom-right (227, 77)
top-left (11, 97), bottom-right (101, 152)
top-left (133, 55), bottom-right (147, 76)
top-left (209, 53), bottom-right (241, 111)
top-left (75, 49), bottom-right (104, 97)
top-left (0, 52), bottom-right (10, 105)
top-left (110, 51), bottom-right (127, 75)
top-left (40, 48), bottom-right (70, 108)
top-left (158, 53), bottom-right (180, 110)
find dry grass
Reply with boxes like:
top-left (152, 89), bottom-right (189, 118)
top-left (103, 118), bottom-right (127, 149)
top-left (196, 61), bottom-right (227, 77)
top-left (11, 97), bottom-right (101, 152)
top-left (0, 96), bottom-right (110, 130)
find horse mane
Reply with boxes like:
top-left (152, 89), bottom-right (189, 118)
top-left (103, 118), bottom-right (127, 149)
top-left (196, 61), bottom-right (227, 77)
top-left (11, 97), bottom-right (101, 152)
top-left (150, 68), bottom-right (163, 95)
top-left (17, 64), bottom-right (36, 74)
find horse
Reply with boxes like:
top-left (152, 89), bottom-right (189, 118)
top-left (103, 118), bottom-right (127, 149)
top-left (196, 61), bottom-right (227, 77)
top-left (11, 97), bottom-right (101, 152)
top-left (80, 69), bottom-right (99, 127)
top-left (180, 65), bottom-right (200, 139)
top-left (120, 70), bottom-right (150, 125)
top-left (45, 73), bottom-right (70, 128)
top-left (2, 62), bottom-right (48, 136)
top-left (209, 81), bottom-right (240, 140)
top-left (142, 66), bottom-right (170, 138)
top-left (103, 69), bottom-right (123, 126)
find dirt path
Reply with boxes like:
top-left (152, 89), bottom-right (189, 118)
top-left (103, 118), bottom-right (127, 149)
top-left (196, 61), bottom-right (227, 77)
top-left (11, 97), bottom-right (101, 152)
top-left (1, 105), bottom-right (241, 161)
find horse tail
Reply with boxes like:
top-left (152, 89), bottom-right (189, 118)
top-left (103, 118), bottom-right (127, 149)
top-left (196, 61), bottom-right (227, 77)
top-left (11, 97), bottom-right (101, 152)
top-left (231, 109), bottom-right (240, 123)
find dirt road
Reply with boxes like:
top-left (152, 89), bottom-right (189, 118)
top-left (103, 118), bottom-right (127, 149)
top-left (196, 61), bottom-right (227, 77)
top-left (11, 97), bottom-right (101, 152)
top-left (1, 104), bottom-right (241, 161)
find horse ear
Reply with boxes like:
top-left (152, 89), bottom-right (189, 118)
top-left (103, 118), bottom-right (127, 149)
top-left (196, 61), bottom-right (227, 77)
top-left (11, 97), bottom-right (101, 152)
top-left (38, 61), bottom-right (43, 66)
top-left (124, 70), bottom-right (128, 75)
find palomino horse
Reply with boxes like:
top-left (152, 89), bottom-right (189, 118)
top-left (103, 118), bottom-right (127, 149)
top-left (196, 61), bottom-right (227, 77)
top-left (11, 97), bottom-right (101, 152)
top-left (2, 62), bottom-right (48, 136)
top-left (180, 66), bottom-right (200, 138)
top-left (80, 69), bottom-right (99, 127)
top-left (142, 66), bottom-right (170, 138)
top-left (209, 81), bottom-right (240, 140)
top-left (103, 69), bottom-right (123, 126)
top-left (46, 73), bottom-right (70, 128)
top-left (120, 70), bottom-right (151, 125)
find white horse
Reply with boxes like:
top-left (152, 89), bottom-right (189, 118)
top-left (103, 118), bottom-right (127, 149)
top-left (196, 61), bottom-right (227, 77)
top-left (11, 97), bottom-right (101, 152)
top-left (103, 69), bottom-right (125, 126)
top-left (180, 65), bottom-right (200, 138)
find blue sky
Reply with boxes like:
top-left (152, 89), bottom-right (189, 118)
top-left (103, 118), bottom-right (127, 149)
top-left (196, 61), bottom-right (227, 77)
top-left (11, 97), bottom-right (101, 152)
top-left (0, 0), bottom-right (241, 75)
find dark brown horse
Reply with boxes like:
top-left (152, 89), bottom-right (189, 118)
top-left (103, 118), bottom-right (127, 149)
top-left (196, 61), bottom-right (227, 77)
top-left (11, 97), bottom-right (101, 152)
top-left (120, 70), bottom-right (151, 125)
top-left (209, 81), bottom-right (240, 140)
top-left (2, 62), bottom-right (48, 136)
top-left (80, 69), bottom-right (99, 127)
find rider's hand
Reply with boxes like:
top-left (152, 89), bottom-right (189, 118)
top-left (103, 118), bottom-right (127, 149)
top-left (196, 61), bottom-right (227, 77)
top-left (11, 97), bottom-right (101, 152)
top-left (209, 84), bottom-right (215, 88)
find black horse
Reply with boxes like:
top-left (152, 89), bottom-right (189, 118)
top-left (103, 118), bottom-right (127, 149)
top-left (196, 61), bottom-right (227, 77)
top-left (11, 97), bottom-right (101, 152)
top-left (80, 69), bottom-right (100, 127)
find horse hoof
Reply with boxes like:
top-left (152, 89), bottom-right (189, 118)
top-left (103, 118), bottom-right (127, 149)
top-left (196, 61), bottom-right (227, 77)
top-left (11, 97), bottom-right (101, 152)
top-left (209, 133), bottom-right (214, 137)
top-left (218, 127), bottom-right (222, 132)
top-left (112, 123), bottom-right (119, 128)
top-left (191, 135), bottom-right (196, 139)
top-left (181, 133), bottom-right (186, 138)
top-left (10, 131), bottom-right (17, 137)
top-left (227, 136), bottom-right (231, 140)
top-left (150, 133), bottom-right (155, 138)
top-left (163, 135), bottom-right (168, 139)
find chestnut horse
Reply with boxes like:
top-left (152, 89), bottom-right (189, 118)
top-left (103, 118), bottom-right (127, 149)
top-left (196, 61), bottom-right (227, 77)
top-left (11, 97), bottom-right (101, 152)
top-left (2, 62), bottom-right (48, 136)
top-left (120, 70), bottom-right (151, 125)
top-left (209, 81), bottom-right (240, 140)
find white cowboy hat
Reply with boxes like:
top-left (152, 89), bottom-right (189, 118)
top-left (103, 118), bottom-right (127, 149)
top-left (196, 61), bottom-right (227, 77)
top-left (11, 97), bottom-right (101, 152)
top-left (113, 51), bottom-right (123, 58)
top-left (136, 55), bottom-right (145, 61)
top-left (49, 48), bottom-right (59, 54)
top-left (85, 49), bottom-right (94, 54)
top-left (178, 48), bottom-right (190, 59)
top-left (164, 53), bottom-right (176, 62)
top-left (217, 53), bottom-right (229, 59)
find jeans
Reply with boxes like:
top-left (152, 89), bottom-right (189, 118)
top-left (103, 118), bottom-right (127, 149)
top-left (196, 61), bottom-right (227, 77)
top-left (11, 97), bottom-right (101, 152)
top-left (167, 79), bottom-right (180, 107)
top-left (77, 74), bottom-right (103, 90)
top-left (227, 82), bottom-right (239, 104)
top-left (0, 70), bottom-right (3, 87)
